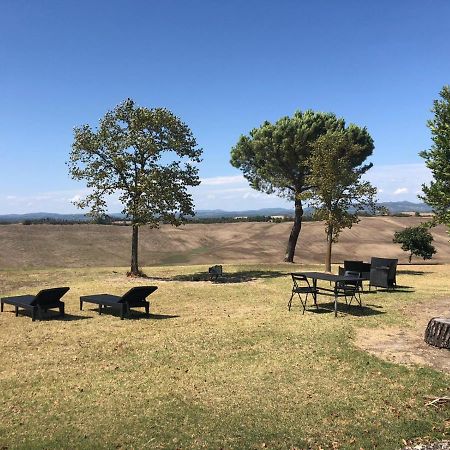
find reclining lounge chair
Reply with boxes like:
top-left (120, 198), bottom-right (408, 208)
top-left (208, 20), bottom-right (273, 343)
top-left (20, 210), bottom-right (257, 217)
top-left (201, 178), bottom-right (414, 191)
top-left (1, 287), bottom-right (70, 321)
top-left (80, 286), bottom-right (158, 319)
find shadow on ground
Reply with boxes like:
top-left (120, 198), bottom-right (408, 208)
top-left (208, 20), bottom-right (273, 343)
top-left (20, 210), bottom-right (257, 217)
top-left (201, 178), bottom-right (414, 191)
top-left (82, 306), bottom-right (180, 320)
top-left (361, 285), bottom-right (415, 294)
top-left (148, 270), bottom-right (288, 283)
top-left (397, 270), bottom-right (430, 276)
top-left (307, 302), bottom-right (386, 317)
top-left (1, 310), bottom-right (90, 321)
top-left (148, 313), bottom-right (180, 320)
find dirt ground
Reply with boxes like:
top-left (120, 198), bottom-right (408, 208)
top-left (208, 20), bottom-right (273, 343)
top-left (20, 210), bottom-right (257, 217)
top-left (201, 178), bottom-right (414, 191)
top-left (355, 296), bottom-right (450, 374)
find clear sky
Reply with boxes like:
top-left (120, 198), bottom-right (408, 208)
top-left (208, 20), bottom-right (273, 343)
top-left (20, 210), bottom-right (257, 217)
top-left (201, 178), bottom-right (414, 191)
top-left (1, 0), bottom-right (449, 213)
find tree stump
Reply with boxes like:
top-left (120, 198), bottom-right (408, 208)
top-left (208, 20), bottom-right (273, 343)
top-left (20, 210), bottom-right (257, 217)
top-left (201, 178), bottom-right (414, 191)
top-left (424, 317), bottom-right (450, 349)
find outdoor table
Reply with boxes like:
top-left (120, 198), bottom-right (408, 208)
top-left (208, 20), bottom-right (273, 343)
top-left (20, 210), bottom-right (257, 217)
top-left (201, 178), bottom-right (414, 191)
top-left (291, 272), bottom-right (364, 317)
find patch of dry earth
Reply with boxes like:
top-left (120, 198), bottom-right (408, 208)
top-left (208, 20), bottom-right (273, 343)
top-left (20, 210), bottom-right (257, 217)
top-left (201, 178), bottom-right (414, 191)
top-left (355, 297), bottom-right (450, 373)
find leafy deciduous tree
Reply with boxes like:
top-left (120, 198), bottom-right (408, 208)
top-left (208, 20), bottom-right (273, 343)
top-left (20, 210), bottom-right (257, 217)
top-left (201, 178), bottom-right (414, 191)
top-left (420, 85), bottom-right (450, 233)
top-left (303, 132), bottom-right (377, 271)
top-left (393, 225), bottom-right (436, 263)
top-left (230, 110), bottom-right (374, 262)
top-left (68, 99), bottom-right (202, 276)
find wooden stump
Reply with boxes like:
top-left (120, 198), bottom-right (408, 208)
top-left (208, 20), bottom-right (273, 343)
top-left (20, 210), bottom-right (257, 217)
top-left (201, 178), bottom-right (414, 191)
top-left (424, 317), bottom-right (450, 349)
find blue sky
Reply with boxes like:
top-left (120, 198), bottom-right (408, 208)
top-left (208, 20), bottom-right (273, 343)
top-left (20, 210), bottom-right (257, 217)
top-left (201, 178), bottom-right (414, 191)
top-left (0, 0), bottom-right (449, 213)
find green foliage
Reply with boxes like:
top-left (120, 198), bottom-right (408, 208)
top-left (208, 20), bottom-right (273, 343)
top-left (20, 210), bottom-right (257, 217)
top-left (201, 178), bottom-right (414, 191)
top-left (304, 132), bottom-right (377, 243)
top-left (22, 218), bottom-right (89, 225)
top-left (92, 214), bottom-right (114, 225)
top-left (68, 99), bottom-right (202, 227)
top-left (68, 99), bottom-right (202, 274)
top-left (301, 132), bottom-right (376, 270)
top-left (393, 225), bottom-right (436, 263)
top-left (420, 85), bottom-right (450, 232)
top-left (230, 110), bottom-right (374, 200)
top-left (230, 110), bottom-right (374, 262)
top-left (377, 206), bottom-right (391, 216)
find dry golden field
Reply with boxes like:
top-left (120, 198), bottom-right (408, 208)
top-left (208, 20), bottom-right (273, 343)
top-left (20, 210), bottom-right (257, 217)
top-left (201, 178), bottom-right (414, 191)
top-left (0, 216), bottom-right (448, 268)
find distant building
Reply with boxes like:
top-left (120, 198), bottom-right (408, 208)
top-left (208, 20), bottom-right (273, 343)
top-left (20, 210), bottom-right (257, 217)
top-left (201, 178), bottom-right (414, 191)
top-left (269, 215), bottom-right (288, 223)
top-left (233, 216), bottom-right (248, 220)
top-left (402, 211), bottom-right (434, 217)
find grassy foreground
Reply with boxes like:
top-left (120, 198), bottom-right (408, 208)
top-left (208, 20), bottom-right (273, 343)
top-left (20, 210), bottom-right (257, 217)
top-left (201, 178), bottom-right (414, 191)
top-left (0, 263), bottom-right (449, 449)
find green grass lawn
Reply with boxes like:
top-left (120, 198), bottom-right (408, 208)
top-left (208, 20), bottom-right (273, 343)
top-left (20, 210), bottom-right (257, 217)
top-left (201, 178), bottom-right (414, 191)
top-left (0, 263), bottom-right (449, 449)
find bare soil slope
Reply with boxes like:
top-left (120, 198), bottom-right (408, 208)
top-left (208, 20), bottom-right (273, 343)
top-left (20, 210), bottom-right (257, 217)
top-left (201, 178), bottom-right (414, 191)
top-left (0, 216), bottom-right (448, 268)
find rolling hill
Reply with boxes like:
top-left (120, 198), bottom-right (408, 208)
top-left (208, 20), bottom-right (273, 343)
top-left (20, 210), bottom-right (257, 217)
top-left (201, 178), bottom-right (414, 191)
top-left (0, 216), bottom-right (447, 269)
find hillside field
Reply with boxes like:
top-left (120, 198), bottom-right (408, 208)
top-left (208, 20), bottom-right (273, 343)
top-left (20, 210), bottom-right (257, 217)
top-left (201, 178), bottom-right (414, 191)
top-left (0, 216), bottom-right (448, 269)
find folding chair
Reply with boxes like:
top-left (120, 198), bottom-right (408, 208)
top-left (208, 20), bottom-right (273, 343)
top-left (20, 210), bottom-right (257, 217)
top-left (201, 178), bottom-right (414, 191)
top-left (288, 274), bottom-right (317, 314)
top-left (336, 270), bottom-right (362, 306)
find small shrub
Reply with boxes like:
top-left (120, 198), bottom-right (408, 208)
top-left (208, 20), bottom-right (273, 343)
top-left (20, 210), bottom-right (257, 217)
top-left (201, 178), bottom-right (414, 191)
top-left (393, 225), bottom-right (436, 263)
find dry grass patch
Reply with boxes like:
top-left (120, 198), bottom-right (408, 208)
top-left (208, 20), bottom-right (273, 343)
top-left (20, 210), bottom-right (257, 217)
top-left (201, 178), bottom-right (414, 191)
top-left (0, 263), bottom-right (449, 449)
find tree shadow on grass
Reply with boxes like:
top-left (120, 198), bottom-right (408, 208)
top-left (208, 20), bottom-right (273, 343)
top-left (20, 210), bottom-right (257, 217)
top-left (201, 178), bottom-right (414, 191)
top-left (397, 270), bottom-right (430, 276)
top-left (149, 270), bottom-right (288, 284)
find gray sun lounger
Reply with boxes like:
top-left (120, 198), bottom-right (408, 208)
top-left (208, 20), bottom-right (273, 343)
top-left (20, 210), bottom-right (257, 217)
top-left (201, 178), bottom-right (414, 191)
top-left (79, 286), bottom-right (158, 319)
top-left (1, 287), bottom-right (70, 321)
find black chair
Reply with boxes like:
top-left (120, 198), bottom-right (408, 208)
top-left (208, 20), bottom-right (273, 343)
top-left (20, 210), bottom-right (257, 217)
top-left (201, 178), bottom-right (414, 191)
top-left (343, 260), bottom-right (363, 271)
top-left (336, 270), bottom-right (362, 306)
top-left (208, 265), bottom-right (223, 281)
top-left (1, 287), bottom-right (70, 321)
top-left (80, 286), bottom-right (158, 319)
top-left (288, 274), bottom-right (317, 314)
top-left (343, 260), bottom-right (371, 287)
top-left (369, 257), bottom-right (398, 290)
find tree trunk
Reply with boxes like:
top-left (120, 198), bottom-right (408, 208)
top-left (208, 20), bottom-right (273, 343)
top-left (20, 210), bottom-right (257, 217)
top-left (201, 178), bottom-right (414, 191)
top-left (325, 226), bottom-right (333, 272)
top-left (424, 317), bottom-right (450, 349)
top-left (284, 197), bottom-right (303, 263)
top-left (130, 224), bottom-right (139, 275)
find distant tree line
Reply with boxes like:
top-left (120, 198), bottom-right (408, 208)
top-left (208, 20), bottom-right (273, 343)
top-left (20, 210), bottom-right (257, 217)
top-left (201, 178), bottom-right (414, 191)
top-left (22, 218), bottom-right (90, 225)
top-left (18, 215), bottom-right (298, 225)
top-left (0, 209), bottom-right (423, 226)
top-left (21, 216), bottom-right (116, 225)
top-left (186, 215), bottom-right (297, 224)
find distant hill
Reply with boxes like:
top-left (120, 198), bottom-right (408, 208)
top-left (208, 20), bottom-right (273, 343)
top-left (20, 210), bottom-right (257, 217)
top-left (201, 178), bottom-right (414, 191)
top-left (0, 212), bottom-right (91, 223)
top-left (195, 202), bottom-right (433, 218)
top-left (378, 201), bottom-right (433, 214)
top-left (194, 208), bottom-right (295, 218)
top-left (0, 202), bottom-right (433, 223)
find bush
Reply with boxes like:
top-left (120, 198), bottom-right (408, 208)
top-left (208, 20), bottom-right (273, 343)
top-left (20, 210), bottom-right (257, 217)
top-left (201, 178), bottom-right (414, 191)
top-left (393, 225), bottom-right (436, 263)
